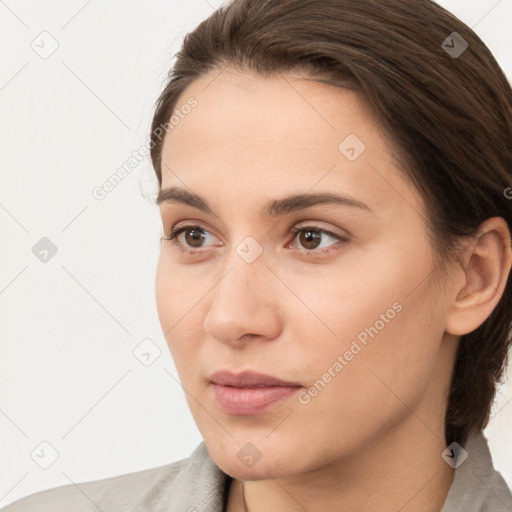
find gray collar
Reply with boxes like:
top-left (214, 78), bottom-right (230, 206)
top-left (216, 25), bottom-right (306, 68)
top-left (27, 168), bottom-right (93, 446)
top-left (440, 429), bottom-right (512, 511)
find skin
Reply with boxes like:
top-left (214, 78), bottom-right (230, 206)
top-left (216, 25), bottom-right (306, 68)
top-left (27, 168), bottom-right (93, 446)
top-left (155, 67), bottom-right (512, 512)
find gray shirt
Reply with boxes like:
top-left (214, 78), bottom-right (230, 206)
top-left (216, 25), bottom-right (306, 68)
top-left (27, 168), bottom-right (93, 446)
top-left (3, 430), bottom-right (511, 511)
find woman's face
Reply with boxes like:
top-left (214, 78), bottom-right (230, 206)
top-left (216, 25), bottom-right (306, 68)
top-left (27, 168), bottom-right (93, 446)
top-left (155, 67), bottom-right (458, 479)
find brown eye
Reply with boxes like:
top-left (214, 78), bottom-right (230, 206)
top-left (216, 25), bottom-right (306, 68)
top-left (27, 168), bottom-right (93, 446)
top-left (162, 225), bottom-right (218, 253)
top-left (289, 226), bottom-right (347, 255)
top-left (298, 230), bottom-right (322, 250)
top-left (183, 228), bottom-right (207, 248)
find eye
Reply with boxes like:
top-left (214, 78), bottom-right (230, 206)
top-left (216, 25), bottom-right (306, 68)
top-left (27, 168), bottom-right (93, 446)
top-left (161, 224), bottom-right (219, 255)
top-left (287, 226), bottom-right (347, 255)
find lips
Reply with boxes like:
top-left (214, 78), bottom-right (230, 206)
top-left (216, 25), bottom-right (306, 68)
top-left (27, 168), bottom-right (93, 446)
top-left (209, 370), bottom-right (302, 415)
top-left (209, 370), bottom-right (301, 388)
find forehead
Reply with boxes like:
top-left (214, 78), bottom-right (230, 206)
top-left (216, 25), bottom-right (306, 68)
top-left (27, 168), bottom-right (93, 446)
top-left (165, 68), bottom-right (374, 157)
top-left (160, 67), bottom-right (425, 223)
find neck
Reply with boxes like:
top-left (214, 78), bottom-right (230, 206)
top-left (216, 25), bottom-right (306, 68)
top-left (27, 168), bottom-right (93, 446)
top-left (231, 417), bottom-right (455, 512)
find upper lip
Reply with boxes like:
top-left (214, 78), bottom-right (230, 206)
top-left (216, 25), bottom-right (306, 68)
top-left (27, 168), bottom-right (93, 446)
top-left (209, 370), bottom-right (301, 388)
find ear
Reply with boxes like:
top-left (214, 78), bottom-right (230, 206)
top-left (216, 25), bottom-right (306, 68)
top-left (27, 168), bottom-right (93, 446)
top-left (445, 216), bottom-right (512, 336)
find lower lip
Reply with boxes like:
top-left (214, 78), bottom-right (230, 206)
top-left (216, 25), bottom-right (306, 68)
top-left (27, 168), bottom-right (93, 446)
top-left (211, 383), bottom-right (301, 415)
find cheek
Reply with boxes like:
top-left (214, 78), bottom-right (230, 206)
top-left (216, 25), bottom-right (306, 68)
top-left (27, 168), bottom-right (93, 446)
top-left (155, 253), bottom-right (204, 331)
top-left (287, 291), bottom-right (444, 463)
top-left (275, 249), bottom-right (404, 347)
top-left (288, 240), bottom-right (443, 398)
top-left (155, 257), bottom-right (176, 332)
top-left (155, 255), bottom-right (200, 364)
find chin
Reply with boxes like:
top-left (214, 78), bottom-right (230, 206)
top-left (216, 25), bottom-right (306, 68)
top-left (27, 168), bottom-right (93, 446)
top-left (203, 435), bottom-right (307, 481)
top-left (211, 451), bottom-right (294, 481)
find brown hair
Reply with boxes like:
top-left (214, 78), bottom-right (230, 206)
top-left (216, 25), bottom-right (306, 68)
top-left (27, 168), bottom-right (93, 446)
top-left (149, 0), bottom-right (512, 447)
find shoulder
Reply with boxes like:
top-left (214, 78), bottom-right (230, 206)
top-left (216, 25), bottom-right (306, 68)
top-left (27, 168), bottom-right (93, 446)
top-left (2, 442), bottom-right (229, 512)
top-left (2, 462), bottom-right (186, 512)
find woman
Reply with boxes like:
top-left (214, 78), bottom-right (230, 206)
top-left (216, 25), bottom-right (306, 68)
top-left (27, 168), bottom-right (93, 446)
top-left (4, 0), bottom-right (512, 511)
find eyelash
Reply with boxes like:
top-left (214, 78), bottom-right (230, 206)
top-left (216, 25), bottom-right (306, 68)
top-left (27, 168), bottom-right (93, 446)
top-left (161, 224), bottom-right (348, 258)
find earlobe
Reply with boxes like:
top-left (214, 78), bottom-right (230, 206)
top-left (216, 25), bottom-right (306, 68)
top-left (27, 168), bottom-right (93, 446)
top-left (445, 217), bottom-right (512, 337)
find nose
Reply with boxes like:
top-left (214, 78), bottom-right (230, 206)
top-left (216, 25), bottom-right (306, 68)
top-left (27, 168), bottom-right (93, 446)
top-left (203, 247), bottom-right (282, 346)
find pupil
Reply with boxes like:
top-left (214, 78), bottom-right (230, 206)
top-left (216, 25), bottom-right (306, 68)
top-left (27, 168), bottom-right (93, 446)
top-left (185, 229), bottom-right (205, 247)
top-left (300, 230), bottom-right (320, 249)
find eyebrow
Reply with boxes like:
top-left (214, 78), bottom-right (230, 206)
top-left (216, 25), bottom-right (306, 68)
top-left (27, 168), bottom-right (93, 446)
top-left (156, 187), bottom-right (373, 217)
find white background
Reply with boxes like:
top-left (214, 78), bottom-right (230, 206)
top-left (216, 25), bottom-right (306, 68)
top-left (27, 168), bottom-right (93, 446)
top-left (1, 0), bottom-right (511, 507)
